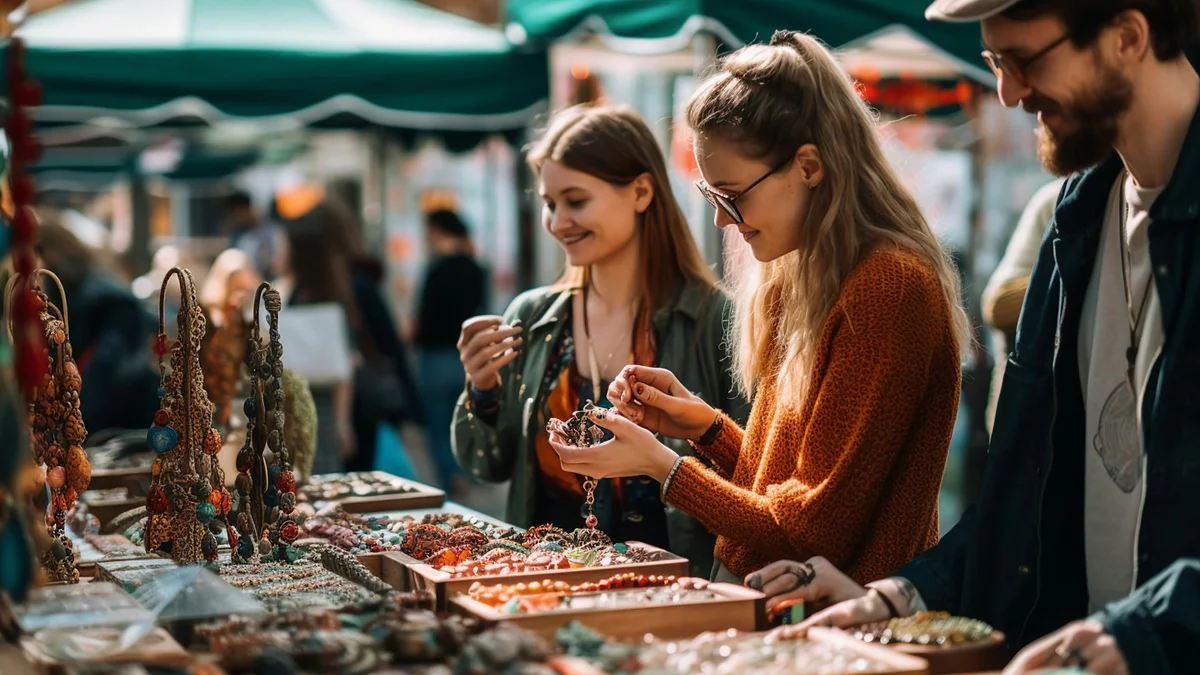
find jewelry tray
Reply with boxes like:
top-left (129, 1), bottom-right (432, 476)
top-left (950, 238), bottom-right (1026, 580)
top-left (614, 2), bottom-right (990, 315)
top-left (554, 627), bottom-right (930, 675)
top-left (349, 506), bottom-right (522, 590)
top-left (394, 542), bottom-right (690, 611)
top-left (450, 580), bottom-right (764, 642)
top-left (858, 630), bottom-right (1009, 674)
top-left (298, 471), bottom-right (446, 513)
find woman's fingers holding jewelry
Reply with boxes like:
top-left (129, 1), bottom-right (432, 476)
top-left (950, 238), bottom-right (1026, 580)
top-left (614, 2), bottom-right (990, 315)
top-left (458, 315), bottom-right (504, 350)
top-left (470, 348), bottom-right (521, 386)
top-left (463, 324), bottom-right (522, 360)
top-left (464, 336), bottom-right (522, 373)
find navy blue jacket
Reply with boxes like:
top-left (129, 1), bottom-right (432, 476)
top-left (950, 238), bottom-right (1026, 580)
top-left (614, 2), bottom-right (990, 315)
top-left (898, 104), bottom-right (1200, 673)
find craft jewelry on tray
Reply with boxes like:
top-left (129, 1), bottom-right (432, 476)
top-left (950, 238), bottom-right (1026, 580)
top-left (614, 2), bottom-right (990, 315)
top-left (852, 611), bottom-right (994, 646)
top-left (558, 623), bottom-right (892, 675)
top-left (298, 471), bottom-right (420, 502)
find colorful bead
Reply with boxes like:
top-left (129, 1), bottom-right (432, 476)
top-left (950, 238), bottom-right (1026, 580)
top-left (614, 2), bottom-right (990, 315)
top-left (196, 501), bottom-right (216, 524)
top-left (147, 425), bottom-right (177, 454)
top-left (204, 427), bottom-right (222, 455)
top-left (147, 485), bottom-right (169, 514)
top-left (279, 520), bottom-right (300, 543)
top-left (46, 466), bottom-right (65, 489)
top-left (153, 409), bottom-right (170, 426)
top-left (235, 447), bottom-right (254, 473)
top-left (153, 335), bottom-right (169, 356)
top-left (585, 514), bottom-right (598, 529)
top-left (243, 397), bottom-right (256, 419)
top-left (276, 470), bottom-right (295, 494)
top-left (237, 534), bottom-right (256, 558)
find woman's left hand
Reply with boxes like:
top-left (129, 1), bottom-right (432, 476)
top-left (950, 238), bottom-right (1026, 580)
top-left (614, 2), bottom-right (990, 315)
top-left (1003, 620), bottom-right (1128, 675)
top-left (548, 409), bottom-right (679, 481)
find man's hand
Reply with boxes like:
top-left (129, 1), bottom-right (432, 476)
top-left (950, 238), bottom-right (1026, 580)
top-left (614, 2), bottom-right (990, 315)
top-left (1004, 620), bottom-right (1129, 675)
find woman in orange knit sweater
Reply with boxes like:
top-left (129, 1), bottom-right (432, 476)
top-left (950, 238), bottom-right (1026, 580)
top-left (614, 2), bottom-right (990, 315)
top-left (549, 30), bottom-right (971, 596)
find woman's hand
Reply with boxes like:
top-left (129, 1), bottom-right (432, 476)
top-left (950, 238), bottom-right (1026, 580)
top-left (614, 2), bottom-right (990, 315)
top-left (1003, 620), bottom-right (1128, 675)
top-left (548, 409), bottom-right (679, 482)
top-left (457, 316), bottom-right (522, 390)
top-left (607, 365), bottom-right (718, 440)
top-left (746, 557), bottom-right (870, 620)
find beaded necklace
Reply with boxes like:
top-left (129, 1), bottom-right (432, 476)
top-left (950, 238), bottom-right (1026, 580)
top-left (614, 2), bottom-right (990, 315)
top-left (144, 268), bottom-right (230, 562)
top-left (231, 283), bottom-right (297, 562)
top-left (5, 270), bottom-right (90, 582)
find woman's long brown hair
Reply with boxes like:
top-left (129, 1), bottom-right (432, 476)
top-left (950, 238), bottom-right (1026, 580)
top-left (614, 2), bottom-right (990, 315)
top-left (527, 105), bottom-right (717, 356)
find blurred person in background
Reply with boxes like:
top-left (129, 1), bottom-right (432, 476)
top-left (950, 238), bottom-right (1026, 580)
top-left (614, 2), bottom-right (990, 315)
top-left (29, 216), bottom-right (160, 433)
top-left (415, 209), bottom-right (488, 495)
top-left (324, 197), bottom-right (422, 475)
top-left (198, 248), bottom-right (263, 429)
top-left (225, 190), bottom-right (282, 281)
top-left (452, 105), bottom-right (750, 577)
top-left (279, 194), bottom-right (419, 476)
top-left (981, 177), bottom-right (1064, 433)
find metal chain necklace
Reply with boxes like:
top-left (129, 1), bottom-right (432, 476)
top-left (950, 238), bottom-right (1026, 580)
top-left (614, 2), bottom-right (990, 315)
top-left (1117, 173), bottom-right (1154, 394)
top-left (580, 283), bottom-right (634, 403)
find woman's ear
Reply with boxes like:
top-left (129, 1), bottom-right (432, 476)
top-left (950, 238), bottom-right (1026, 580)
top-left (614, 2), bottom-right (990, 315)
top-left (795, 144), bottom-right (824, 188)
top-left (632, 173), bottom-right (654, 214)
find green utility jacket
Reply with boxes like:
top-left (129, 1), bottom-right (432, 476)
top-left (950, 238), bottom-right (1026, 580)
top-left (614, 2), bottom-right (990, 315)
top-left (451, 280), bottom-right (750, 577)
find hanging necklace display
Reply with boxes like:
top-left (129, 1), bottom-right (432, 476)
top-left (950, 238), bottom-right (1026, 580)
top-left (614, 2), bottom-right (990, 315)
top-left (4, 270), bottom-right (90, 583)
top-left (230, 283), bottom-right (298, 563)
top-left (144, 268), bottom-right (231, 563)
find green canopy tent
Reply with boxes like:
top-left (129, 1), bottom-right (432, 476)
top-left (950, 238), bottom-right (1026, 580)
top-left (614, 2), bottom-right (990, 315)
top-left (505, 0), bottom-right (991, 83)
top-left (5, 0), bottom-right (549, 136)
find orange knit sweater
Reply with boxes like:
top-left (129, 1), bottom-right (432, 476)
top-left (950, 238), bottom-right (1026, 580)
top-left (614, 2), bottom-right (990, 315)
top-left (664, 248), bottom-right (960, 584)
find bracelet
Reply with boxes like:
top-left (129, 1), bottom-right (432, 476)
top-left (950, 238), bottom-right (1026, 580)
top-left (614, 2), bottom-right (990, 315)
top-left (694, 413), bottom-right (724, 446)
top-left (870, 587), bottom-right (900, 619)
top-left (468, 382), bottom-right (502, 402)
top-left (659, 456), bottom-right (685, 502)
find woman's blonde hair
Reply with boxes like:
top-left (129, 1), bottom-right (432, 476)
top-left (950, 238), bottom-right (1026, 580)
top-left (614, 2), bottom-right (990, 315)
top-left (527, 105), bottom-right (717, 358)
top-left (687, 31), bottom-right (972, 399)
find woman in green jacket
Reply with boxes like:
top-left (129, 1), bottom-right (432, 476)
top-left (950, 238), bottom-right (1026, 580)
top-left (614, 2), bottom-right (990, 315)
top-left (452, 105), bottom-right (748, 577)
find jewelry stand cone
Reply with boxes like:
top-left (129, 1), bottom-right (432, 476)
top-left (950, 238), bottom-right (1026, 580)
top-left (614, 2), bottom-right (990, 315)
top-left (144, 268), bottom-right (232, 563)
top-left (229, 283), bottom-right (300, 563)
top-left (4, 270), bottom-right (91, 584)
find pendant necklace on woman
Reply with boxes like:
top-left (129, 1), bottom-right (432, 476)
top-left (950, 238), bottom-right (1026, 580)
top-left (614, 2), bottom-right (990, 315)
top-left (1117, 173), bottom-right (1154, 395)
top-left (581, 284), bottom-right (633, 403)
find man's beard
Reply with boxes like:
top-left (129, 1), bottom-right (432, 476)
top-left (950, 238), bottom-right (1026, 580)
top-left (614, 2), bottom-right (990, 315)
top-left (1033, 63), bottom-right (1133, 177)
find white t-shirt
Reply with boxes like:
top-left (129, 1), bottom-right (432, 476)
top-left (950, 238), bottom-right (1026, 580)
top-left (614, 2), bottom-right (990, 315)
top-left (1077, 172), bottom-right (1166, 613)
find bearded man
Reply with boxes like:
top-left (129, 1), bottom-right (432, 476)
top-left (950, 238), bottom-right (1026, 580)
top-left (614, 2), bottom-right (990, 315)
top-left (735, 2), bottom-right (1200, 674)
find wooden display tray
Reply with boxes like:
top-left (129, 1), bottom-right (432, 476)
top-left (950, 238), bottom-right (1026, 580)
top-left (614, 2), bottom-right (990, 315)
top-left (449, 581), bottom-right (764, 642)
top-left (386, 543), bottom-right (689, 609)
top-left (877, 631), bottom-right (1009, 674)
top-left (300, 473), bottom-right (446, 513)
top-left (545, 629), bottom-right (929, 675)
top-left (330, 507), bottom-right (520, 591)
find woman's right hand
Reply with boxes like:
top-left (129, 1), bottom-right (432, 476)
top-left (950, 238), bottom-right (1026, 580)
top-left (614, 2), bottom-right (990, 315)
top-left (608, 365), bottom-right (717, 440)
top-left (458, 316), bottom-right (523, 391)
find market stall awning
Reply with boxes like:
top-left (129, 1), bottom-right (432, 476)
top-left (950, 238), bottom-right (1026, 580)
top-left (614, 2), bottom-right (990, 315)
top-left (505, 0), bottom-right (989, 82)
top-left (4, 0), bottom-right (549, 132)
